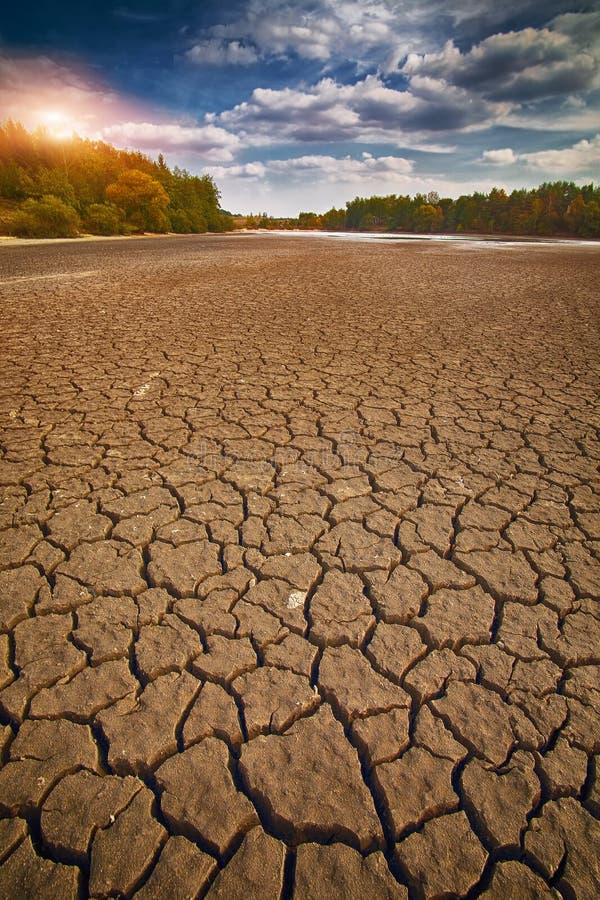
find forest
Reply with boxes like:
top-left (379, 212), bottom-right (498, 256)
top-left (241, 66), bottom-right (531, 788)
top-left (247, 182), bottom-right (600, 238)
top-left (0, 120), bottom-right (232, 237)
top-left (1, 120), bottom-right (598, 239)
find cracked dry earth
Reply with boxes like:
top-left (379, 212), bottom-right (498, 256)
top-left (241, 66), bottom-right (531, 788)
top-left (0, 233), bottom-right (598, 900)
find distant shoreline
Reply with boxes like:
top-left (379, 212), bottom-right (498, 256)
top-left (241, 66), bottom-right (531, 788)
top-left (1, 229), bottom-right (599, 249)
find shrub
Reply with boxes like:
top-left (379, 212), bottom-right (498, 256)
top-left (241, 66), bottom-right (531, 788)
top-left (187, 209), bottom-right (208, 233)
top-left (170, 209), bottom-right (192, 233)
top-left (83, 203), bottom-right (124, 235)
top-left (11, 195), bottom-right (80, 238)
top-left (126, 211), bottom-right (146, 234)
top-left (145, 209), bottom-right (170, 233)
top-left (206, 210), bottom-right (233, 233)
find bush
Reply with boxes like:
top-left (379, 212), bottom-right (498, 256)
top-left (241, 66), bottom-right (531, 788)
top-left (126, 211), bottom-right (146, 234)
top-left (83, 203), bottom-right (124, 235)
top-left (12, 195), bottom-right (80, 238)
top-left (146, 209), bottom-right (170, 233)
top-left (187, 209), bottom-right (208, 233)
top-left (170, 209), bottom-right (192, 233)
top-left (206, 210), bottom-right (233, 233)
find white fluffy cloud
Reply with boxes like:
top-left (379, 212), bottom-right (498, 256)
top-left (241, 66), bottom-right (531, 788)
top-left (210, 152), bottom-right (414, 183)
top-left (271, 153), bottom-right (413, 179)
top-left (214, 74), bottom-right (508, 146)
top-left (207, 161), bottom-right (268, 179)
top-left (481, 148), bottom-right (517, 164)
top-left (185, 0), bottom-right (403, 68)
top-left (521, 134), bottom-right (600, 174)
top-left (479, 135), bottom-right (600, 176)
top-left (100, 121), bottom-right (240, 162)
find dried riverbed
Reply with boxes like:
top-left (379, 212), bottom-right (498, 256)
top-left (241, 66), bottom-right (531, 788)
top-left (0, 234), bottom-right (598, 898)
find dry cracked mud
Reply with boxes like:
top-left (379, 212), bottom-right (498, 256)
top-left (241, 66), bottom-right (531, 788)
top-left (0, 233), bottom-right (598, 898)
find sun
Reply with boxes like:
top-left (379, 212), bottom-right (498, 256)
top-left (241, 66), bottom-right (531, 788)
top-left (38, 109), bottom-right (75, 139)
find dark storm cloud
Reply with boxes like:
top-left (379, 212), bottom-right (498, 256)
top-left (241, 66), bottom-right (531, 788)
top-left (402, 12), bottom-right (600, 103)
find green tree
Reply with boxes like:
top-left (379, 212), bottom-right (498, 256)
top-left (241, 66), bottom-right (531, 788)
top-left (31, 167), bottom-right (77, 206)
top-left (83, 203), bottom-right (123, 235)
top-left (12, 195), bottom-right (80, 238)
top-left (298, 211), bottom-right (320, 229)
top-left (170, 209), bottom-right (192, 233)
top-left (582, 200), bottom-right (600, 237)
top-left (438, 198), bottom-right (455, 231)
top-left (486, 188), bottom-right (509, 233)
top-left (359, 212), bottom-right (378, 231)
top-left (526, 197), bottom-right (545, 234)
top-left (106, 169), bottom-right (170, 232)
top-left (320, 207), bottom-right (346, 230)
top-left (565, 195), bottom-right (586, 234)
top-left (0, 161), bottom-right (31, 199)
top-left (414, 203), bottom-right (443, 232)
top-left (388, 196), bottom-right (415, 231)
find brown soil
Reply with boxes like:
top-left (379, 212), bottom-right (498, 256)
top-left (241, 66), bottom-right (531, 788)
top-left (0, 234), bottom-right (598, 898)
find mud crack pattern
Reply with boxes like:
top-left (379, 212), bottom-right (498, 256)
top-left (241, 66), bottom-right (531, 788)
top-left (0, 234), bottom-right (598, 899)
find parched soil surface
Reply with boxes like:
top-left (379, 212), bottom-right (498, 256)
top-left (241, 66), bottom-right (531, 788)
top-left (0, 233), bottom-right (598, 899)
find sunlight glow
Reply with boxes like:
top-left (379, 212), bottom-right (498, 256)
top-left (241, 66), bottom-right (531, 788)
top-left (37, 109), bottom-right (76, 140)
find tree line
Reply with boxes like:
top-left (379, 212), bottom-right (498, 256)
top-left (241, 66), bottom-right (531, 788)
top-left (2, 121), bottom-right (598, 239)
top-left (244, 182), bottom-right (600, 238)
top-left (0, 120), bottom-right (232, 238)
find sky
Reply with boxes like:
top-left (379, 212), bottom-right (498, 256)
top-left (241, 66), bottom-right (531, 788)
top-left (1, 1), bottom-right (599, 215)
